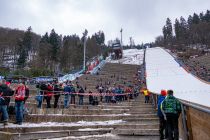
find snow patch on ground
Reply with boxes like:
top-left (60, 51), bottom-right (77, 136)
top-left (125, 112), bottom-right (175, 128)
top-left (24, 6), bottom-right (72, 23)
top-left (42, 133), bottom-right (116, 140)
top-left (109, 49), bottom-right (144, 65)
top-left (78, 128), bottom-right (113, 131)
top-left (1, 120), bottom-right (125, 128)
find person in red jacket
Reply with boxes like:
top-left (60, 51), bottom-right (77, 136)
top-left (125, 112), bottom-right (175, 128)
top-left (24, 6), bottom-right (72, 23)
top-left (14, 82), bottom-right (26, 125)
top-left (44, 83), bottom-right (53, 108)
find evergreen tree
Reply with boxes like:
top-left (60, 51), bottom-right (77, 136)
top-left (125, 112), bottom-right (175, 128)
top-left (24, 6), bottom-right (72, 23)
top-left (166, 18), bottom-right (173, 38)
top-left (23, 26), bottom-right (33, 52)
top-left (192, 13), bottom-right (200, 24)
top-left (49, 29), bottom-right (60, 62)
top-left (41, 32), bottom-right (49, 43)
top-left (174, 18), bottom-right (181, 39)
top-left (204, 10), bottom-right (210, 22)
top-left (162, 18), bottom-right (173, 42)
top-left (17, 44), bottom-right (27, 68)
top-left (162, 26), bottom-right (167, 40)
top-left (94, 31), bottom-right (105, 45)
top-left (199, 12), bottom-right (205, 22)
top-left (187, 15), bottom-right (193, 26)
top-left (17, 26), bottom-right (33, 68)
top-left (179, 16), bottom-right (188, 41)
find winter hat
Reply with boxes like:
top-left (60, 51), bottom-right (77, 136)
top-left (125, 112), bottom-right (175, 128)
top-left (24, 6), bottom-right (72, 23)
top-left (161, 90), bottom-right (167, 96)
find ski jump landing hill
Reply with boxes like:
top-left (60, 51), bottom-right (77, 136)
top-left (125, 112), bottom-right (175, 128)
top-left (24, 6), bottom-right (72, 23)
top-left (145, 47), bottom-right (210, 107)
top-left (146, 47), bottom-right (210, 140)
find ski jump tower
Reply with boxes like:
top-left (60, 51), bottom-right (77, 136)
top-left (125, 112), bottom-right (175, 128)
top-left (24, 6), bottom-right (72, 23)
top-left (111, 28), bottom-right (123, 60)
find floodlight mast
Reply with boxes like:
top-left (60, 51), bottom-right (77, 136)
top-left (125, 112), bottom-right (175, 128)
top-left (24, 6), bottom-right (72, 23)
top-left (83, 29), bottom-right (88, 71)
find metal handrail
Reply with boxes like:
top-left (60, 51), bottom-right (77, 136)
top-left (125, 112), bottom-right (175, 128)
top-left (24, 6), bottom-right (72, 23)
top-left (150, 91), bottom-right (210, 114)
top-left (180, 100), bottom-right (210, 114)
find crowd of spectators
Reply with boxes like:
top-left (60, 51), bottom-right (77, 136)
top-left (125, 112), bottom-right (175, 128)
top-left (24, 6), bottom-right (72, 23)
top-left (170, 49), bottom-right (210, 82)
top-left (185, 55), bottom-right (210, 82)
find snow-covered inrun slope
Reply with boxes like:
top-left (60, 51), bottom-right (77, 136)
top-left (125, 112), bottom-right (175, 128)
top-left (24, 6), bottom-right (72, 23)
top-left (146, 47), bottom-right (210, 107)
top-left (109, 49), bottom-right (144, 65)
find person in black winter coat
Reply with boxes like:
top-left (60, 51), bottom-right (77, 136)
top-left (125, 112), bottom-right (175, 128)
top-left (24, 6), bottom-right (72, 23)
top-left (0, 79), bottom-right (14, 125)
top-left (53, 84), bottom-right (62, 108)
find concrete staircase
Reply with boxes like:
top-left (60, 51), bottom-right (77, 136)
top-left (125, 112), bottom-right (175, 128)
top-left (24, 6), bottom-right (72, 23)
top-left (0, 63), bottom-right (159, 140)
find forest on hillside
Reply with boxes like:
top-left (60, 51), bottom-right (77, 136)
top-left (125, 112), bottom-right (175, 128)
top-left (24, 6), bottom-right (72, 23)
top-left (155, 10), bottom-right (210, 51)
top-left (0, 27), bottom-right (108, 77)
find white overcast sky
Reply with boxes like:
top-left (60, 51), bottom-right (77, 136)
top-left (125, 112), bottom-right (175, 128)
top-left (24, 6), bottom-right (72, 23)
top-left (0, 0), bottom-right (209, 44)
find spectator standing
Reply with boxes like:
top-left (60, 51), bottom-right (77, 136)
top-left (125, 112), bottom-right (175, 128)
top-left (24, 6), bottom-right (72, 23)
top-left (78, 86), bottom-right (85, 105)
top-left (54, 83), bottom-right (63, 108)
top-left (143, 88), bottom-right (150, 103)
top-left (0, 79), bottom-right (14, 125)
top-left (161, 90), bottom-right (181, 140)
top-left (45, 83), bottom-right (53, 108)
top-left (157, 90), bottom-right (167, 140)
top-left (70, 84), bottom-right (76, 104)
top-left (88, 90), bottom-right (93, 105)
top-left (14, 82), bottom-right (26, 125)
top-left (64, 83), bottom-right (71, 108)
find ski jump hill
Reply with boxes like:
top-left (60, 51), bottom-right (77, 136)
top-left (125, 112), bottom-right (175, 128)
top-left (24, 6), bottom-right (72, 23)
top-left (145, 47), bottom-right (210, 107)
top-left (145, 47), bottom-right (210, 140)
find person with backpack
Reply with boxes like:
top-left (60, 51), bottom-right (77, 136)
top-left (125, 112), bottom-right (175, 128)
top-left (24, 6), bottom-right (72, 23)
top-left (0, 79), bottom-right (14, 125)
top-left (157, 90), bottom-right (167, 140)
top-left (161, 90), bottom-right (181, 140)
top-left (14, 82), bottom-right (26, 125)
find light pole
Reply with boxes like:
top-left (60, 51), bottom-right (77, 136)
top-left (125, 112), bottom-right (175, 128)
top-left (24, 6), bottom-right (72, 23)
top-left (120, 28), bottom-right (123, 48)
top-left (83, 29), bottom-right (88, 71)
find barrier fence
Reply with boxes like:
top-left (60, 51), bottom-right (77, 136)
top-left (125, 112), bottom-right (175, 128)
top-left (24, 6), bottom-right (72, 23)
top-left (0, 90), bottom-right (135, 99)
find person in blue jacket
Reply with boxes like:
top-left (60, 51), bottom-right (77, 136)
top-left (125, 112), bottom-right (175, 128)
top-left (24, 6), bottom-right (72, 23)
top-left (157, 89), bottom-right (167, 140)
top-left (63, 82), bottom-right (71, 108)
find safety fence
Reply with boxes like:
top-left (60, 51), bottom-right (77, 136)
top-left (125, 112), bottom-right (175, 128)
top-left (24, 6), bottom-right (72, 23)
top-left (0, 90), bottom-right (135, 99)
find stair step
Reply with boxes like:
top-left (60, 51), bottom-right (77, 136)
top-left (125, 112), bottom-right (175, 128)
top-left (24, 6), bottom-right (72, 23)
top-left (44, 134), bottom-right (160, 140)
top-left (0, 129), bottom-right (112, 140)
top-left (123, 118), bottom-right (159, 122)
top-left (112, 129), bottom-right (159, 136)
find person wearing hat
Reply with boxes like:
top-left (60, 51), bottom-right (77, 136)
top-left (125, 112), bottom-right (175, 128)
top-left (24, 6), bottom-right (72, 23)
top-left (161, 90), bottom-right (181, 140)
top-left (157, 89), bottom-right (167, 140)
